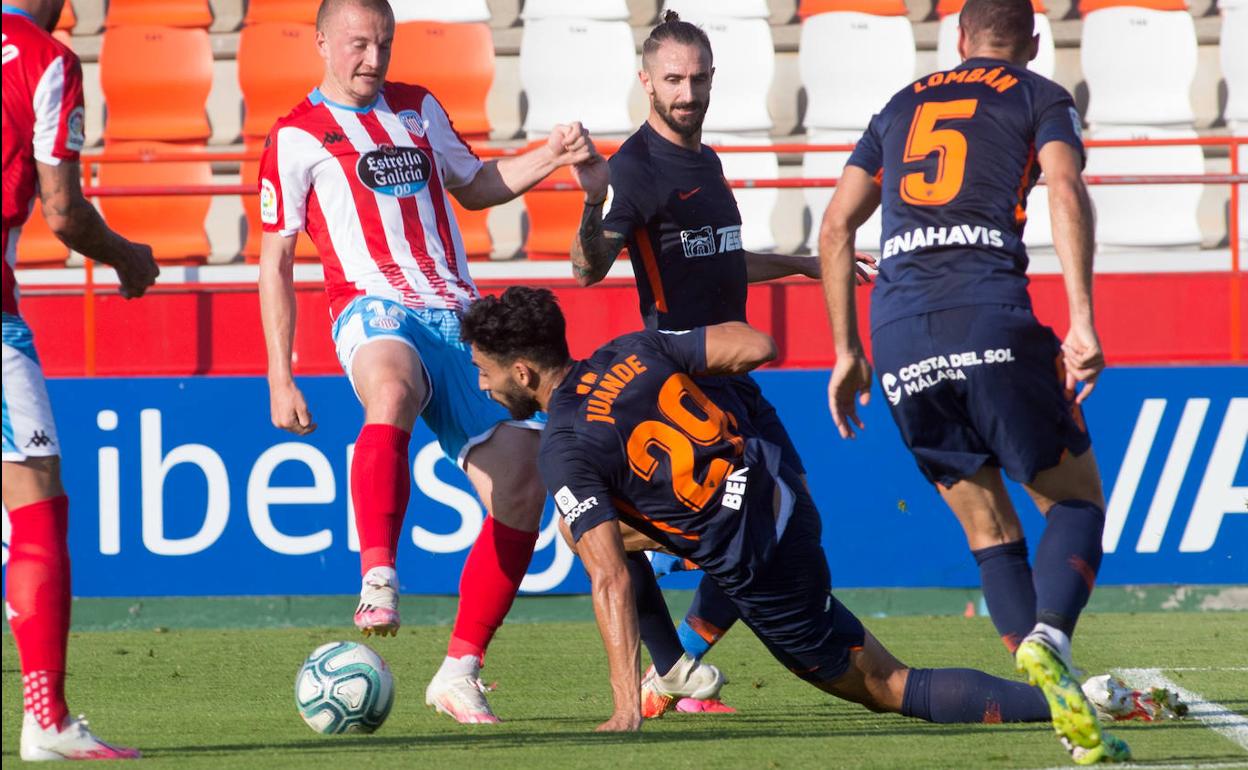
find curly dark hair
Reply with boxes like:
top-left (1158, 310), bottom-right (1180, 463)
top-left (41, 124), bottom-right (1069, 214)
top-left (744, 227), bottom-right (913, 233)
top-left (642, 10), bottom-right (713, 66)
top-left (461, 287), bottom-right (570, 370)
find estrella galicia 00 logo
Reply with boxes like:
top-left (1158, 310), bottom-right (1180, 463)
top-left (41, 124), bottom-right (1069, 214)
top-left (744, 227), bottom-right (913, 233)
top-left (356, 143), bottom-right (432, 197)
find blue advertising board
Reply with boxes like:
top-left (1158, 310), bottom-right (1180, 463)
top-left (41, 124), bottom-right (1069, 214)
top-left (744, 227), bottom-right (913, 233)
top-left (1, 367), bottom-right (1244, 596)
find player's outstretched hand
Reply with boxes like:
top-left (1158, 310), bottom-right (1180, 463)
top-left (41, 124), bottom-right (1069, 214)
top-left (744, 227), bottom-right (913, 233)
top-left (270, 380), bottom-right (317, 436)
top-left (595, 711), bottom-right (642, 733)
top-left (853, 252), bottom-right (878, 285)
top-left (547, 121), bottom-right (595, 168)
top-left (828, 352), bottom-right (872, 439)
top-left (115, 241), bottom-right (160, 299)
top-left (1061, 323), bottom-right (1104, 404)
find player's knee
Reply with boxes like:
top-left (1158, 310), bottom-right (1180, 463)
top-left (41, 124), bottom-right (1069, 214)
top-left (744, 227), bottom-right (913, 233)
top-left (491, 472), bottom-right (546, 529)
top-left (363, 379), bottom-right (422, 425)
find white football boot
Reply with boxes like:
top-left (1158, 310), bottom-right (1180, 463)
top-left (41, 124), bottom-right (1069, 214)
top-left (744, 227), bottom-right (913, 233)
top-left (640, 654), bottom-right (727, 718)
top-left (425, 656), bottom-right (501, 724)
top-left (20, 713), bottom-right (141, 761)
top-left (354, 566), bottom-right (400, 638)
top-left (1083, 674), bottom-right (1189, 721)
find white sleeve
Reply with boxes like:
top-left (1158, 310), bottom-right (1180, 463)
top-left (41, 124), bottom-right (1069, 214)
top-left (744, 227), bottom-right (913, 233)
top-left (259, 125), bottom-right (316, 237)
top-left (421, 93), bottom-right (483, 190)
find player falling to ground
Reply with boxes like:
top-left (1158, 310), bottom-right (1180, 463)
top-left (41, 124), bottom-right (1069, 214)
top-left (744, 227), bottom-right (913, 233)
top-left (567, 11), bottom-right (875, 717)
top-left (818, 0), bottom-right (1138, 761)
top-left (257, 0), bottom-right (597, 724)
top-left (460, 287), bottom-right (1078, 748)
top-left (2, 0), bottom-right (160, 759)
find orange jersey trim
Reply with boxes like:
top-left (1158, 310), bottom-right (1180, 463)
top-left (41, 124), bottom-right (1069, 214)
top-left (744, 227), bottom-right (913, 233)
top-left (612, 495), bottom-right (700, 541)
top-left (634, 228), bottom-right (669, 314)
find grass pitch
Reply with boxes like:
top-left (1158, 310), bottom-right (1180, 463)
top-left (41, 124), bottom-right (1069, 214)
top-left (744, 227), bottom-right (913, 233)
top-left (3, 612), bottom-right (1246, 769)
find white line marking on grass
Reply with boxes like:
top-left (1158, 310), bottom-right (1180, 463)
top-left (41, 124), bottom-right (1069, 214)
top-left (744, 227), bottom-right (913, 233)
top-left (1116, 668), bottom-right (1248, 752)
top-left (1025, 763), bottom-right (1248, 770)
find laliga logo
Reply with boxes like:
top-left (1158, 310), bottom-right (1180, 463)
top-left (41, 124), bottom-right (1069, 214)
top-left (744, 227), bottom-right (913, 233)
top-left (881, 372), bottom-right (902, 405)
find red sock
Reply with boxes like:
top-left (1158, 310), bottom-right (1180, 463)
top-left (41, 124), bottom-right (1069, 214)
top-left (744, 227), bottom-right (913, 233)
top-left (6, 495), bottom-right (71, 729)
top-left (448, 517), bottom-right (539, 660)
top-left (351, 424), bottom-right (411, 575)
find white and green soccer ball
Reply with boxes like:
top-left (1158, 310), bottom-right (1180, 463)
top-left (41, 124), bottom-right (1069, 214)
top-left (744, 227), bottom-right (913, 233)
top-left (295, 641), bottom-right (395, 734)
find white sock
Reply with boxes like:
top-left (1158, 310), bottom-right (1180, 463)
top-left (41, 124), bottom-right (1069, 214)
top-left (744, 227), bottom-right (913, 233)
top-left (1033, 622), bottom-right (1073, 663)
top-left (438, 654), bottom-right (481, 679)
top-left (362, 566), bottom-right (397, 587)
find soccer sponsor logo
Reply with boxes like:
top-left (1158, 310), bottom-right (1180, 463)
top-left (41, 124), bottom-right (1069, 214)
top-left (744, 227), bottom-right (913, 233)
top-left (1068, 107), bottom-right (1083, 141)
top-left (1, 33), bottom-right (18, 65)
top-left (679, 225), bottom-right (742, 259)
top-left (882, 349), bottom-right (1015, 402)
top-left (553, 486), bottom-right (598, 525)
top-left (396, 109), bottom-right (428, 138)
top-left (881, 224), bottom-right (1005, 260)
top-left (720, 466), bottom-right (749, 511)
top-left (321, 130), bottom-right (346, 147)
top-left (356, 144), bottom-right (432, 198)
top-left (65, 106), bottom-right (85, 152)
top-left (25, 430), bottom-right (54, 448)
top-left (259, 179), bottom-right (278, 224)
top-left (881, 372), bottom-right (902, 406)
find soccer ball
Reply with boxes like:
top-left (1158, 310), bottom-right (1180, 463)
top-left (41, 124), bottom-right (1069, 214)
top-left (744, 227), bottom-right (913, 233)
top-left (295, 641), bottom-right (395, 734)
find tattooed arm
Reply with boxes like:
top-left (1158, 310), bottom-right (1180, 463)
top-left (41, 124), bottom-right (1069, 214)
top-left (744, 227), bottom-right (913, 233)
top-left (36, 159), bottom-right (159, 298)
top-left (570, 200), bottom-right (628, 287)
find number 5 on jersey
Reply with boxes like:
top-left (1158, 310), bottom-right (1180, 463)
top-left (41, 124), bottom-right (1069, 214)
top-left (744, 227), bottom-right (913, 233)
top-left (900, 99), bottom-right (979, 207)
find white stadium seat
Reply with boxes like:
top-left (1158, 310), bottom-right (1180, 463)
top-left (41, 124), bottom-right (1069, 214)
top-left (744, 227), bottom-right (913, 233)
top-left (661, 0), bottom-right (771, 18)
top-left (389, 0), bottom-right (490, 22)
top-left (1082, 7), bottom-right (1197, 127)
top-left (802, 130), bottom-right (884, 253)
top-left (669, 16), bottom-right (774, 133)
top-left (800, 12), bottom-right (916, 131)
top-left (704, 132), bottom-right (779, 252)
top-left (1222, 0), bottom-right (1248, 124)
top-left (520, 0), bottom-right (630, 20)
top-left (1021, 180), bottom-right (1054, 248)
top-left (520, 19), bottom-right (636, 135)
top-left (1085, 126), bottom-right (1203, 247)
top-left (936, 13), bottom-right (1055, 79)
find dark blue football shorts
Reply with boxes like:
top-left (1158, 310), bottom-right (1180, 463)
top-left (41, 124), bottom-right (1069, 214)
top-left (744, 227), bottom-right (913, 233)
top-left (871, 304), bottom-right (1092, 487)
top-left (726, 482), bottom-right (865, 683)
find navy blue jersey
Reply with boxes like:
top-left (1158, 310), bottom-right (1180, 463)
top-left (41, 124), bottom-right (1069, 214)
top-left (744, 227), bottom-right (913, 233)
top-left (846, 58), bottom-right (1085, 332)
top-left (602, 123), bottom-right (748, 332)
top-left (538, 328), bottom-right (796, 594)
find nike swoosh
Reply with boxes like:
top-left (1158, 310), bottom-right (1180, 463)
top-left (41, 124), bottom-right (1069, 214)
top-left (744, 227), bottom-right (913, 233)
top-left (677, 187), bottom-right (702, 200)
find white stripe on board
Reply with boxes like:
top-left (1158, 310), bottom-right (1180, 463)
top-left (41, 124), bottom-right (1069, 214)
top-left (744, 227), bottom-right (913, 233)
top-left (1115, 668), bottom-right (1248, 752)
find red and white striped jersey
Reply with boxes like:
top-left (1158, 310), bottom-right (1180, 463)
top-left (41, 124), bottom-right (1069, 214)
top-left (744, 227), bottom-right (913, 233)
top-left (259, 83), bottom-right (484, 319)
top-left (2, 9), bottom-right (85, 316)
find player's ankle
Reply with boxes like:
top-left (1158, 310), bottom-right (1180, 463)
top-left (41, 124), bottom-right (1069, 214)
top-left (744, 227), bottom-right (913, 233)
top-left (438, 654), bottom-right (482, 680)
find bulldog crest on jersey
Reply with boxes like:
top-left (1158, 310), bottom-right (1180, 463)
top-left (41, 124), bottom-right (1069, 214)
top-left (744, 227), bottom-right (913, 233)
top-left (356, 143), bottom-right (432, 197)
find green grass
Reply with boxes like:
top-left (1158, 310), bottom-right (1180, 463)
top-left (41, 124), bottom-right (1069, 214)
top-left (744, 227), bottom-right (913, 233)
top-left (4, 613), bottom-right (1246, 769)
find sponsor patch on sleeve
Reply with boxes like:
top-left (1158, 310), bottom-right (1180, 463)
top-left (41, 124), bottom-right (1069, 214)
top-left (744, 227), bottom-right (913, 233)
top-left (65, 106), bottom-right (84, 152)
top-left (260, 178), bottom-right (278, 224)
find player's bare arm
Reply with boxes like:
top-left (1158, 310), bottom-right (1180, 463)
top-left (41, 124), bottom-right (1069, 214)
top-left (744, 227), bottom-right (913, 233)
top-left (452, 122), bottom-right (596, 211)
top-left (744, 251), bottom-right (878, 285)
top-left (567, 151), bottom-right (625, 286)
top-left (258, 230), bottom-right (316, 436)
top-left (36, 160), bottom-right (158, 299)
top-left (576, 519), bottom-right (643, 732)
top-left (1040, 140), bottom-right (1103, 403)
top-left (818, 165), bottom-right (882, 439)
top-left (701, 322), bottom-right (778, 375)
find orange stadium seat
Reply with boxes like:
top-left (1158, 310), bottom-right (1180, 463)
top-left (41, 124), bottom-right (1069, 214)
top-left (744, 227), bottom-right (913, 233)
top-left (523, 141), bottom-right (621, 261)
top-left (97, 142), bottom-right (212, 265)
top-left (388, 22), bottom-right (494, 140)
top-left (936, 0), bottom-right (1046, 13)
top-left (237, 22), bottom-right (322, 138)
top-left (1080, 0), bottom-right (1185, 12)
top-left (104, 0), bottom-right (213, 27)
top-left (240, 138), bottom-right (319, 263)
top-left (15, 200), bottom-right (69, 268)
top-left (451, 198), bottom-right (492, 261)
top-left (243, 0), bottom-right (318, 25)
top-left (100, 25), bottom-right (213, 142)
top-left (51, 2), bottom-right (75, 44)
top-left (799, 0), bottom-right (909, 17)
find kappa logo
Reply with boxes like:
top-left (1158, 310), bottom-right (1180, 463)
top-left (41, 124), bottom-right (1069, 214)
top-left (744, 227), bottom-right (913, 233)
top-left (321, 130), bottom-right (347, 147)
top-left (396, 109), bottom-right (428, 138)
top-left (25, 430), bottom-right (54, 449)
top-left (554, 486), bottom-right (598, 525)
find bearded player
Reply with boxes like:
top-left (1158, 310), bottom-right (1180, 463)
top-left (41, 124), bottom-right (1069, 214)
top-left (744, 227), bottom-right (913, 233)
top-left (258, 0), bottom-right (597, 723)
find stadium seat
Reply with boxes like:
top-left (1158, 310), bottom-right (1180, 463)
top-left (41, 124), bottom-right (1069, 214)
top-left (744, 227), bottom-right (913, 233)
top-left (242, 0), bottom-right (317, 25)
top-left (523, 140), bottom-right (623, 260)
top-left (1081, 7), bottom-right (1197, 126)
top-left (99, 25), bottom-right (213, 142)
top-left (1084, 126), bottom-right (1203, 247)
top-left (935, 0), bottom-right (1054, 78)
top-left (15, 200), bottom-right (69, 269)
top-left (521, 0), bottom-right (630, 20)
top-left (1021, 181), bottom-right (1054, 248)
top-left (704, 132), bottom-right (778, 252)
top-left (1222, 0), bottom-right (1248, 125)
top-left (674, 16), bottom-right (774, 133)
top-left (800, 12), bottom-right (916, 131)
top-left (237, 23), bottom-right (321, 139)
top-left (801, 130), bottom-right (883, 252)
top-left (799, 0), bottom-right (909, 17)
top-left (660, 0), bottom-right (771, 17)
top-left (97, 142), bottom-right (212, 264)
top-left (450, 199), bottom-right (492, 261)
top-left (520, 19), bottom-right (635, 136)
top-left (240, 138), bottom-right (318, 263)
top-left (389, 22), bottom-right (493, 139)
top-left (52, 1), bottom-right (75, 41)
top-left (104, 0), bottom-right (213, 27)
top-left (1079, 0), bottom-right (1186, 12)
top-left (390, 0), bottom-right (490, 22)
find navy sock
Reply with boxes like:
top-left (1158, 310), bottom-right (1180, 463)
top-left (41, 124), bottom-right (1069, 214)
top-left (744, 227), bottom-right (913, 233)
top-left (1033, 500), bottom-right (1105, 637)
top-left (677, 573), bottom-right (740, 660)
top-left (626, 552), bottom-right (683, 676)
top-left (971, 539), bottom-right (1036, 653)
top-left (901, 667), bottom-right (1050, 723)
